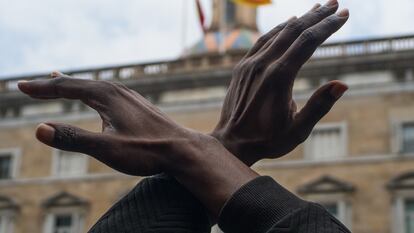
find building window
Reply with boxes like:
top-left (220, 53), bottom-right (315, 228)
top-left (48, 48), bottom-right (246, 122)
top-left (386, 172), bottom-right (414, 233)
top-left (305, 123), bottom-right (347, 160)
top-left (0, 211), bottom-right (15, 233)
top-left (42, 192), bottom-right (88, 233)
top-left (392, 197), bottom-right (414, 233)
top-left (0, 156), bottom-right (12, 180)
top-left (401, 122), bottom-right (414, 154)
top-left (297, 175), bottom-right (354, 229)
top-left (405, 199), bottom-right (414, 233)
top-left (0, 149), bottom-right (20, 180)
top-left (323, 202), bottom-right (339, 217)
top-left (44, 212), bottom-right (84, 233)
top-left (320, 201), bottom-right (351, 225)
top-left (53, 150), bottom-right (88, 177)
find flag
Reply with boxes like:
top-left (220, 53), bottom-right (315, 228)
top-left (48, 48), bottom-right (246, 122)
top-left (232, 0), bottom-right (272, 7)
top-left (196, 0), bottom-right (207, 34)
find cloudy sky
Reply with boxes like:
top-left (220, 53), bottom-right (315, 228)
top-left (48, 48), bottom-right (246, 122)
top-left (0, 0), bottom-right (413, 78)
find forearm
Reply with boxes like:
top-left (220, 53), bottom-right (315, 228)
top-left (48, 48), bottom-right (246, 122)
top-left (88, 174), bottom-right (211, 233)
top-left (167, 136), bottom-right (259, 217)
top-left (217, 176), bottom-right (351, 233)
top-left (164, 137), bottom-right (351, 233)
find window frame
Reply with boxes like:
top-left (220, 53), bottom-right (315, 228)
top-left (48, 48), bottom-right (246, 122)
top-left (42, 207), bottom-right (85, 233)
top-left (304, 122), bottom-right (348, 161)
top-left (0, 148), bottom-right (21, 180)
top-left (0, 209), bottom-right (15, 233)
top-left (305, 193), bottom-right (352, 229)
top-left (393, 120), bottom-right (414, 155)
top-left (391, 190), bottom-right (414, 233)
top-left (51, 149), bottom-right (88, 178)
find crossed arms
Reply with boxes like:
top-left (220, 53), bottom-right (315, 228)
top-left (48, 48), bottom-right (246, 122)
top-left (18, 1), bottom-right (350, 232)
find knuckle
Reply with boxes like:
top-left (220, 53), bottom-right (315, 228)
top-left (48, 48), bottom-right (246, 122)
top-left (54, 126), bottom-right (78, 149)
top-left (324, 16), bottom-right (337, 25)
top-left (51, 77), bottom-right (69, 93)
top-left (300, 29), bottom-right (319, 45)
top-left (270, 61), bottom-right (293, 78)
top-left (251, 59), bottom-right (266, 74)
top-left (111, 81), bottom-right (128, 90)
top-left (256, 35), bottom-right (269, 46)
top-left (102, 81), bottom-right (121, 94)
top-left (316, 5), bottom-right (337, 16)
top-left (233, 61), bottom-right (245, 73)
top-left (51, 76), bottom-right (68, 86)
top-left (314, 6), bottom-right (328, 16)
top-left (285, 19), bottom-right (305, 33)
top-left (234, 59), bottom-right (255, 74)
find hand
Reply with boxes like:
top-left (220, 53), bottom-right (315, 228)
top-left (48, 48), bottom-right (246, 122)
top-left (18, 72), bottom-right (211, 176)
top-left (212, 0), bottom-right (349, 165)
top-left (18, 72), bottom-right (258, 216)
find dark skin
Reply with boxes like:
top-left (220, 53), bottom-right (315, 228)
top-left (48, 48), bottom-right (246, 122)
top-left (18, 0), bottom-right (349, 217)
top-left (212, 0), bottom-right (349, 165)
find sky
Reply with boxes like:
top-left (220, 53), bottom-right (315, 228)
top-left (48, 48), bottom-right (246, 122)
top-left (0, 0), bottom-right (413, 78)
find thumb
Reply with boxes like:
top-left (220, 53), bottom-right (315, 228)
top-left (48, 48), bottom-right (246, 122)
top-left (291, 81), bottom-right (348, 142)
top-left (36, 123), bottom-right (111, 156)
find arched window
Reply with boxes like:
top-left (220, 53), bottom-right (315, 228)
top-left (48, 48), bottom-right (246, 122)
top-left (42, 192), bottom-right (89, 233)
top-left (0, 196), bottom-right (18, 233)
top-left (297, 175), bottom-right (355, 229)
top-left (387, 171), bottom-right (414, 233)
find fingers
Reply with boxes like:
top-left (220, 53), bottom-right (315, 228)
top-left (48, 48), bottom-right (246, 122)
top-left (18, 72), bottom-right (122, 113)
top-left (247, 2), bottom-right (321, 59)
top-left (36, 123), bottom-right (113, 156)
top-left (276, 9), bottom-right (349, 77)
top-left (36, 123), bottom-right (142, 175)
top-left (260, 0), bottom-right (339, 62)
top-left (51, 71), bottom-right (71, 79)
top-left (18, 74), bottom-right (101, 100)
top-left (310, 3), bottom-right (322, 11)
top-left (36, 122), bottom-right (170, 176)
top-left (245, 19), bottom-right (291, 57)
top-left (291, 81), bottom-right (348, 142)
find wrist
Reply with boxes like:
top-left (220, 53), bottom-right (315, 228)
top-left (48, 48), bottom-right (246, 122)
top-left (209, 130), bottom-right (258, 166)
top-left (161, 132), bottom-right (216, 176)
top-left (165, 132), bottom-right (259, 216)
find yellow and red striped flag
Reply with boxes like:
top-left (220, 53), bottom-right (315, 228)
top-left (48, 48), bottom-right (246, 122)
top-left (232, 0), bottom-right (272, 7)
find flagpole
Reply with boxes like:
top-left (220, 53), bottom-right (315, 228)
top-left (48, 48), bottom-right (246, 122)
top-left (181, 0), bottom-right (188, 53)
top-left (219, 0), bottom-right (227, 54)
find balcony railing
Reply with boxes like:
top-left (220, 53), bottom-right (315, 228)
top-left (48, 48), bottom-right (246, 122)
top-left (1, 34), bottom-right (414, 94)
top-left (313, 34), bottom-right (414, 58)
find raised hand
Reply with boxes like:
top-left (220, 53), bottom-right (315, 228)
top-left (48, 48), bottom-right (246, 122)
top-left (18, 72), bottom-right (212, 176)
top-left (211, 0), bottom-right (349, 165)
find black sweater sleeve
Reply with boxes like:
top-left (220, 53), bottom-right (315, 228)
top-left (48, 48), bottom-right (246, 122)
top-left (88, 174), bottom-right (211, 233)
top-left (218, 176), bottom-right (351, 233)
top-left (89, 175), bottom-right (350, 233)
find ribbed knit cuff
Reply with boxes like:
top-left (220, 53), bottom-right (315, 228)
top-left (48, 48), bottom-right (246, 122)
top-left (218, 176), bottom-right (307, 233)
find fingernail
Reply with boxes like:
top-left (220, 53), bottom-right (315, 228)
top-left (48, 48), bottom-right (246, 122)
top-left (337, 8), bottom-right (349, 17)
top-left (51, 71), bottom-right (63, 78)
top-left (17, 80), bottom-right (30, 91)
top-left (36, 123), bottom-right (55, 145)
top-left (288, 16), bottom-right (298, 21)
top-left (330, 83), bottom-right (348, 99)
top-left (311, 3), bottom-right (321, 11)
top-left (325, 0), bottom-right (338, 7)
top-left (17, 80), bottom-right (29, 86)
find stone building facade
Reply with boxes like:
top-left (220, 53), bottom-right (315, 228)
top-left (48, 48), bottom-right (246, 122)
top-left (1, 1), bottom-right (414, 233)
